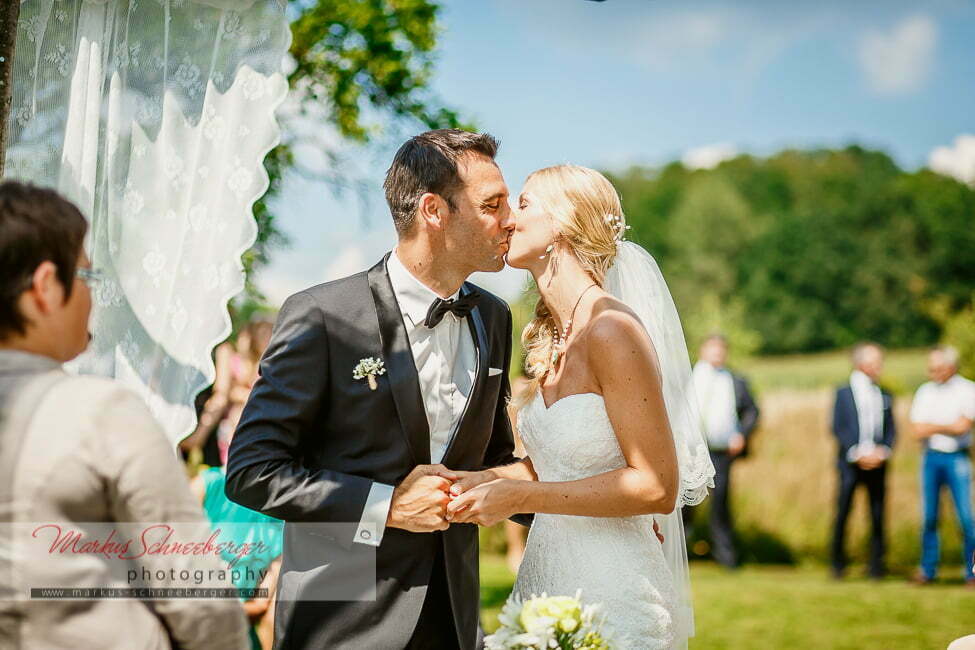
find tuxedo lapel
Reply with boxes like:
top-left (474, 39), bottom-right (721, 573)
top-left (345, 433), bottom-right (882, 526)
top-left (367, 254), bottom-right (430, 465)
top-left (440, 284), bottom-right (489, 468)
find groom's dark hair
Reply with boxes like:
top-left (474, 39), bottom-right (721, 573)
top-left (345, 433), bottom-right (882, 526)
top-left (0, 181), bottom-right (88, 340)
top-left (384, 129), bottom-right (499, 234)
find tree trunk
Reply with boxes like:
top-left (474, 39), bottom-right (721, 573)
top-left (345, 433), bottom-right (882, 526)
top-left (0, 1), bottom-right (21, 177)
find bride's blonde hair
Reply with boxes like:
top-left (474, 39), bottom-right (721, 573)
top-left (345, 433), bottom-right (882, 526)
top-left (516, 164), bottom-right (627, 408)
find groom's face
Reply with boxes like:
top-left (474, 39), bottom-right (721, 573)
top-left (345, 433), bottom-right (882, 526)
top-left (443, 152), bottom-right (513, 273)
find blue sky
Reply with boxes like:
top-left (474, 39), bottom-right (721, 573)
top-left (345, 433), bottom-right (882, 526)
top-left (258, 0), bottom-right (975, 305)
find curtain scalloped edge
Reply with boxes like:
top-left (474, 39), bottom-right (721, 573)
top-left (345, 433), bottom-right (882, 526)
top-left (174, 13), bottom-right (293, 448)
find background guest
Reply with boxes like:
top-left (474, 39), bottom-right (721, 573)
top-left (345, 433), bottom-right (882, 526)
top-left (0, 181), bottom-right (247, 649)
top-left (909, 345), bottom-right (975, 586)
top-left (180, 316), bottom-right (275, 467)
top-left (830, 341), bottom-right (896, 579)
top-left (686, 333), bottom-right (760, 568)
top-left (191, 465), bottom-right (284, 648)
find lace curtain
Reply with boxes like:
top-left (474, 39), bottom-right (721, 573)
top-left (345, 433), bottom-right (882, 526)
top-left (5, 0), bottom-right (290, 446)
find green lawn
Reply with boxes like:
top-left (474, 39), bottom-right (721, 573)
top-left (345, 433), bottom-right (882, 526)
top-left (736, 347), bottom-right (930, 396)
top-left (480, 555), bottom-right (974, 649)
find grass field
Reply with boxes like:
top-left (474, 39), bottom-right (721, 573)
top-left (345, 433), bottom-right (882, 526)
top-left (734, 347), bottom-right (930, 396)
top-left (480, 555), bottom-right (975, 649)
top-left (482, 350), bottom-right (975, 568)
top-left (720, 386), bottom-right (971, 569)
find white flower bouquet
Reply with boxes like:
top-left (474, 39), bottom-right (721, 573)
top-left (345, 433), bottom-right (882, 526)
top-left (484, 591), bottom-right (610, 650)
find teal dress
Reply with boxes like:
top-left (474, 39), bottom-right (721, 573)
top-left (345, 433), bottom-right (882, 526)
top-left (201, 467), bottom-right (284, 649)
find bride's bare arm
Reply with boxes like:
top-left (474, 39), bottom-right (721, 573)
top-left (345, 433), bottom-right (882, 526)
top-left (447, 457), bottom-right (537, 497)
top-left (446, 310), bottom-right (679, 525)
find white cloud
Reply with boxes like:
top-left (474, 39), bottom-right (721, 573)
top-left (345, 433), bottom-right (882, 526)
top-left (495, 1), bottom-right (844, 78)
top-left (631, 10), bottom-right (731, 67)
top-left (256, 230), bottom-right (395, 308)
top-left (324, 245), bottom-right (367, 282)
top-left (682, 143), bottom-right (738, 170)
top-left (929, 134), bottom-right (975, 186)
top-left (254, 266), bottom-right (303, 308)
top-left (858, 15), bottom-right (937, 94)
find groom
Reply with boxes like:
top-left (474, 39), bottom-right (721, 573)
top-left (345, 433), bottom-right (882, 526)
top-left (225, 129), bottom-right (525, 649)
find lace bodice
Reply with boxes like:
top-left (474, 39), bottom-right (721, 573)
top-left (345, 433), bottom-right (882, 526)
top-left (512, 391), bottom-right (684, 649)
top-left (519, 392), bottom-right (628, 481)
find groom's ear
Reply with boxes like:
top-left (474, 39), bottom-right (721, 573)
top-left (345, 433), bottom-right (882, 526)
top-left (416, 192), bottom-right (449, 231)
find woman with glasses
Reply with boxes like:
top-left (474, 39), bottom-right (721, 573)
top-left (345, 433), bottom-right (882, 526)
top-left (0, 181), bottom-right (248, 650)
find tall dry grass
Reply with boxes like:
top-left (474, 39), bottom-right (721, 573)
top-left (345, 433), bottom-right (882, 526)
top-left (484, 388), bottom-right (970, 574)
top-left (725, 389), bottom-right (966, 572)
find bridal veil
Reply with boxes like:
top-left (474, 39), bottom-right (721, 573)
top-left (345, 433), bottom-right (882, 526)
top-left (604, 240), bottom-right (716, 646)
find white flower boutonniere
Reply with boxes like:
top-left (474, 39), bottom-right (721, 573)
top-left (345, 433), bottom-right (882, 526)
top-left (353, 357), bottom-right (386, 390)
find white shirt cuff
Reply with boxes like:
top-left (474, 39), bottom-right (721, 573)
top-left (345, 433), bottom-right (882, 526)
top-left (354, 482), bottom-right (394, 547)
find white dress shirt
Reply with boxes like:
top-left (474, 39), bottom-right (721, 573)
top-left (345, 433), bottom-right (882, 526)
top-left (692, 361), bottom-right (739, 451)
top-left (355, 251), bottom-right (477, 547)
top-left (847, 369), bottom-right (890, 462)
top-left (910, 373), bottom-right (975, 453)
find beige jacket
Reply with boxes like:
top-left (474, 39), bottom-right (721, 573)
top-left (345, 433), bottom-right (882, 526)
top-left (0, 350), bottom-right (248, 650)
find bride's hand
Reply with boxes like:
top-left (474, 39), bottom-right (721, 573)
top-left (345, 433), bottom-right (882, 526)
top-left (444, 478), bottom-right (519, 527)
top-left (447, 469), bottom-right (499, 497)
top-left (653, 519), bottom-right (664, 544)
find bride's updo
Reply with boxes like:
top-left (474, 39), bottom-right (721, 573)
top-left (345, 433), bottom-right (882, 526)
top-left (519, 164), bottom-right (628, 399)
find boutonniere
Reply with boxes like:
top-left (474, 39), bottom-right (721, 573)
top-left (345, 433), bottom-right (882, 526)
top-left (353, 357), bottom-right (386, 390)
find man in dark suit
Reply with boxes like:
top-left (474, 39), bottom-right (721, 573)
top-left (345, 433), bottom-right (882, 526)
top-left (687, 334), bottom-right (760, 568)
top-left (830, 341), bottom-right (896, 579)
top-left (225, 130), bottom-right (528, 649)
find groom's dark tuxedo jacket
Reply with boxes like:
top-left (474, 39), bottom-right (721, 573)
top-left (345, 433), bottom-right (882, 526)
top-left (225, 254), bottom-right (522, 650)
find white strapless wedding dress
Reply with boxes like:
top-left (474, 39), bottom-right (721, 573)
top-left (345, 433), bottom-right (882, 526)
top-left (513, 391), bottom-right (681, 649)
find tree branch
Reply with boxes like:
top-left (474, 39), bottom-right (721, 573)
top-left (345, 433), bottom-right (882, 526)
top-left (0, 1), bottom-right (20, 177)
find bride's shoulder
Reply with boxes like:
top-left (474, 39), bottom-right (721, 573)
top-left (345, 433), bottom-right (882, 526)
top-left (586, 293), bottom-right (642, 333)
top-left (582, 296), bottom-right (655, 358)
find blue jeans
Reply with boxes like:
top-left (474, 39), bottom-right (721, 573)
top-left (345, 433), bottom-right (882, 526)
top-left (920, 449), bottom-right (975, 580)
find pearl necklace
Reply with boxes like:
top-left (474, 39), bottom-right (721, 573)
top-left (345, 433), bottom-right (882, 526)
top-left (550, 284), bottom-right (598, 367)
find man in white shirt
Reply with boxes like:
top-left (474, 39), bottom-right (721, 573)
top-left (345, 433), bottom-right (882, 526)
top-left (909, 346), bottom-right (975, 585)
top-left (830, 342), bottom-right (896, 579)
top-left (226, 130), bottom-right (526, 649)
top-left (686, 334), bottom-right (759, 568)
top-left (385, 249), bottom-right (477, 466)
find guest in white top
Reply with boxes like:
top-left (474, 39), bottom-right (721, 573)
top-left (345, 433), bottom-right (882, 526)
top-left (686, 334), bottom-right (759, 568)
top-left (830, 342), bottom-right (896, 579)
top-left (0, 181), bottom-right (248, 649)
top-left (909, 346), bottom-right (975, 585)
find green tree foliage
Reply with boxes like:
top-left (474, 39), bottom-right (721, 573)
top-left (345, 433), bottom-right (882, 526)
top-left (238, 0), bottom-right (463, 319)
top-left (942, 298), bottom-right (975, 379)
top-left (607, 146), bottom-right (975, 356)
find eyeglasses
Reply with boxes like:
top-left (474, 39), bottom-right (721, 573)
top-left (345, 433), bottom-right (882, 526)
top-left (76, 267), bottom-right (105, 288)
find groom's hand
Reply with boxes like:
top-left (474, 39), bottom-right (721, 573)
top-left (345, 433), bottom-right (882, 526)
top-left (386, 465), bottom-right (458, 533)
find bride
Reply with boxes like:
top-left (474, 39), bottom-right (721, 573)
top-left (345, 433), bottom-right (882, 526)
top-left (444, 165), bottom-right (715, 649)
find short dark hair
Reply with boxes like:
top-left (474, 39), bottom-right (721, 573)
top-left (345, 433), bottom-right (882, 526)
top-left (0, 181), bottom-right (88, 340)
top-left (383, 129), bottom-right (500, 234)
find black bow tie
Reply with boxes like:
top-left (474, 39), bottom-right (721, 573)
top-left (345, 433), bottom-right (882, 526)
top-left (423, 290), bottom-right (481, 328)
